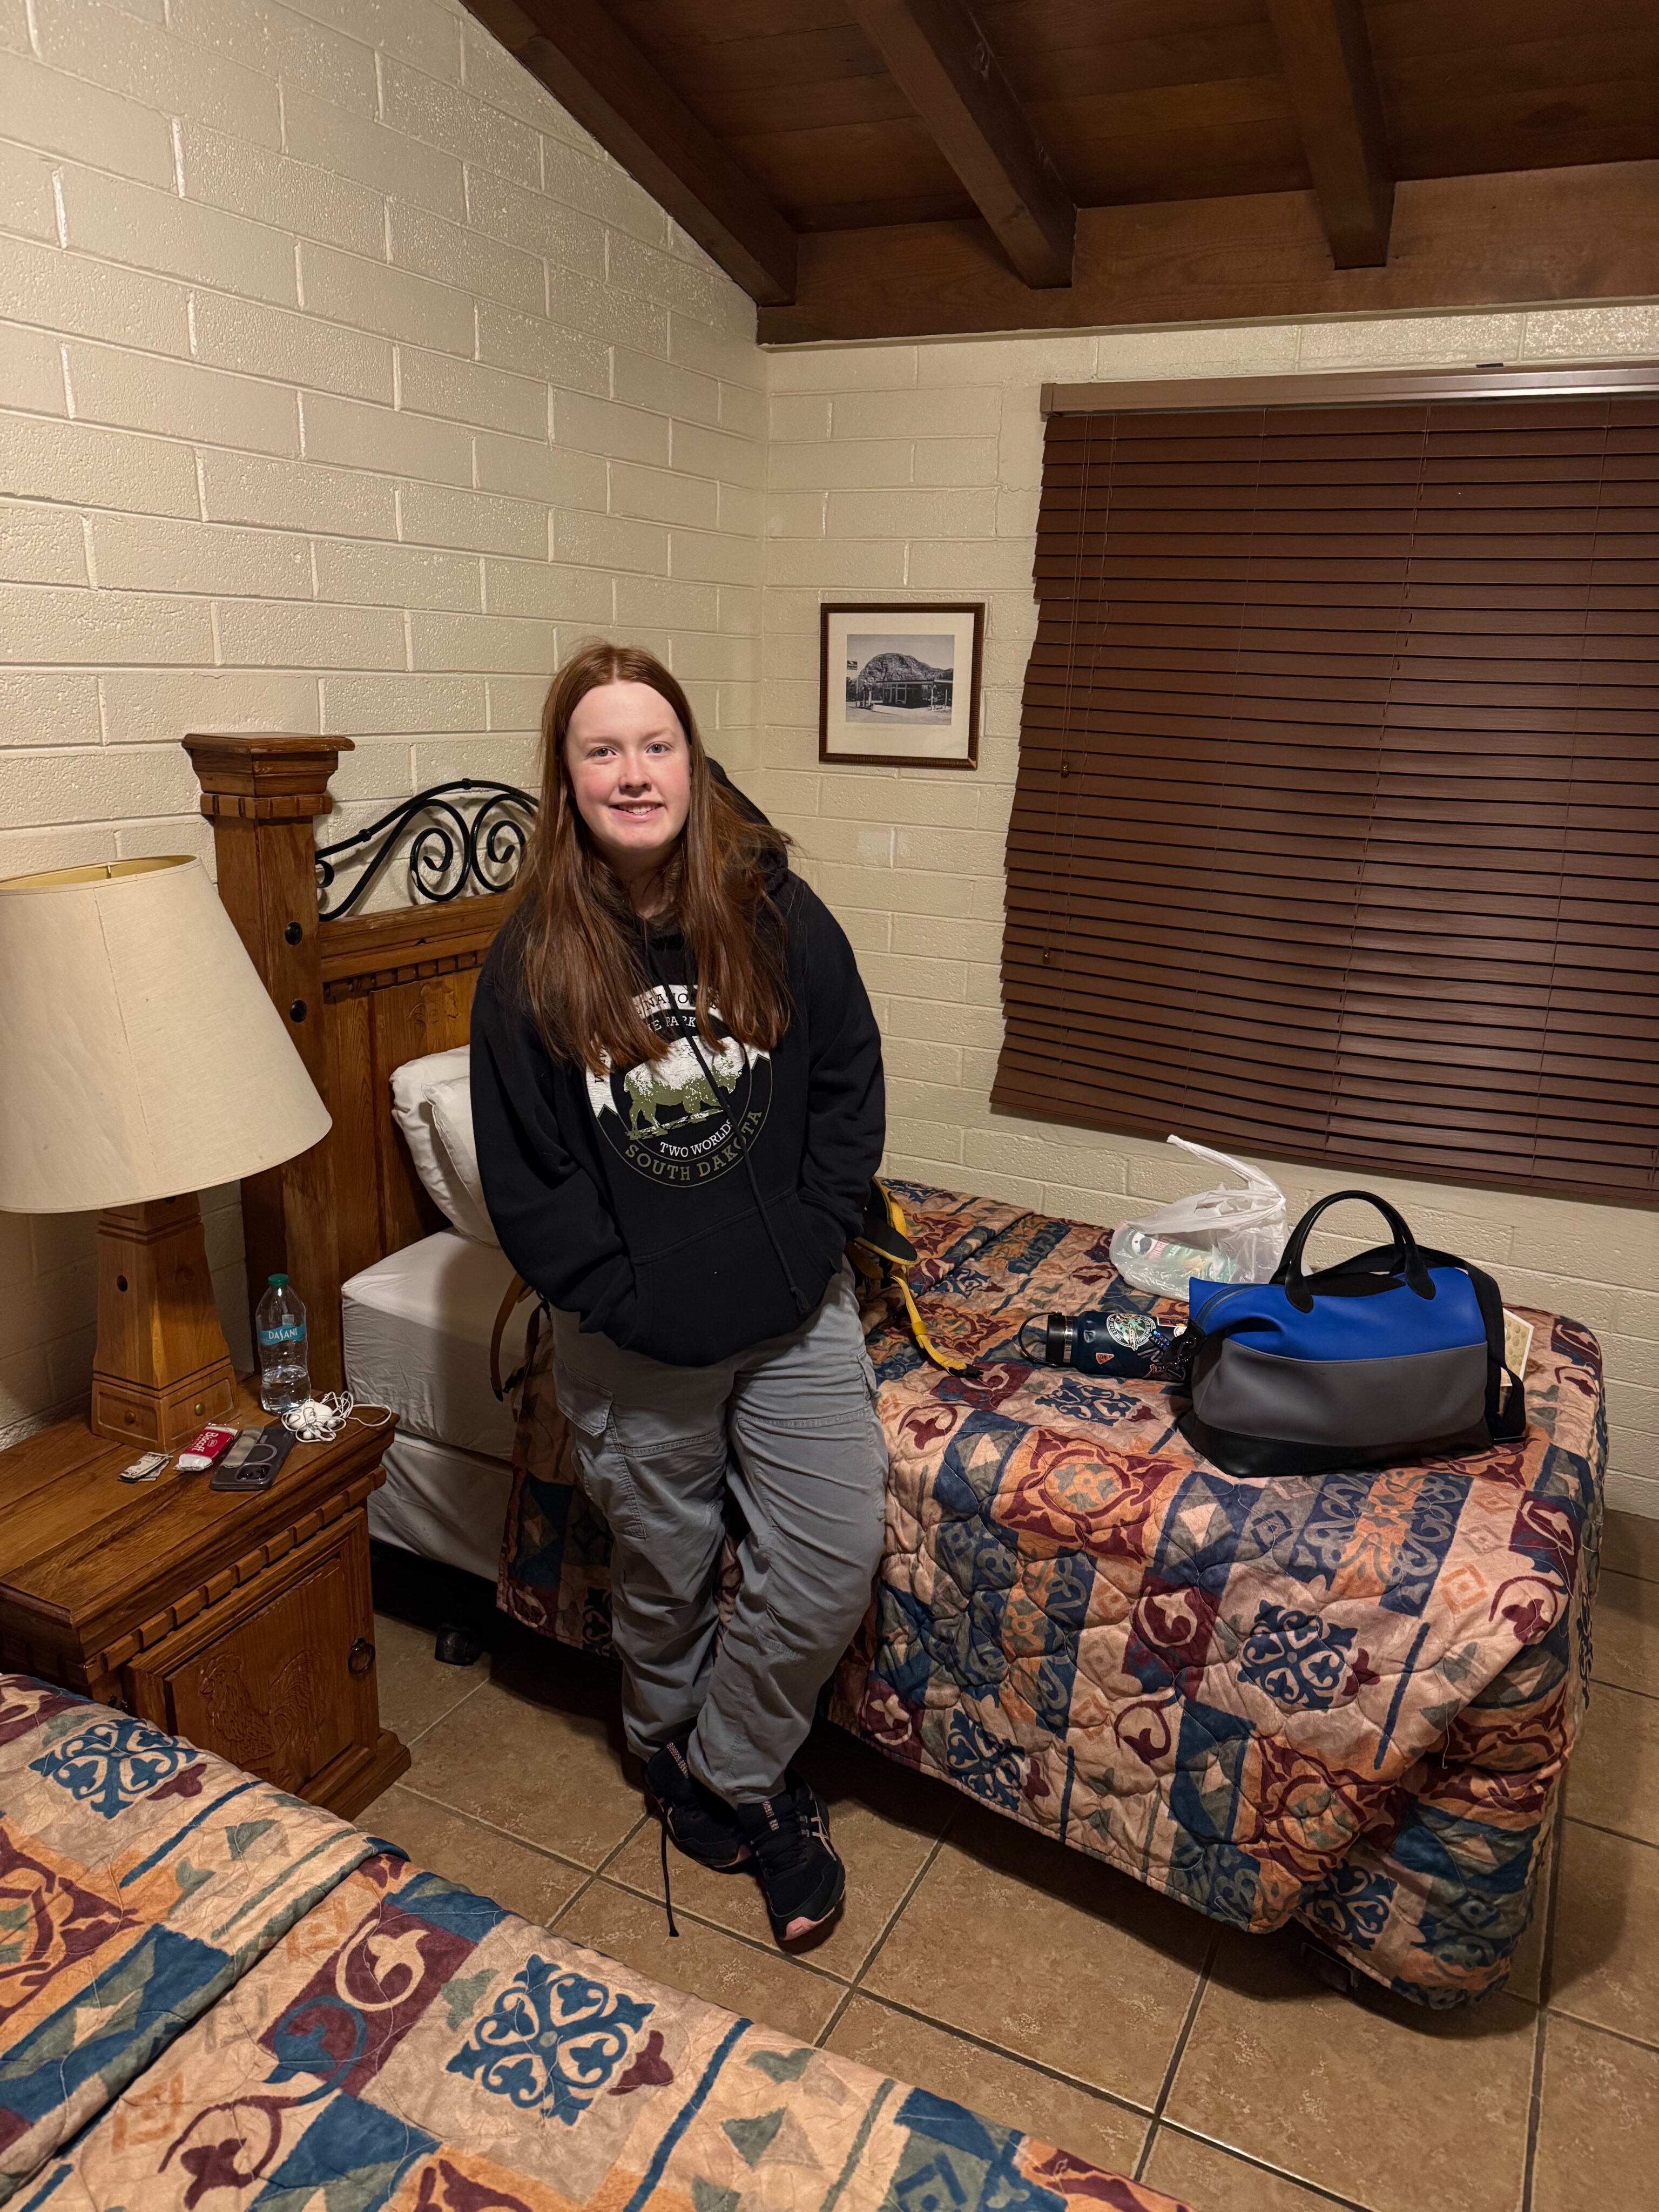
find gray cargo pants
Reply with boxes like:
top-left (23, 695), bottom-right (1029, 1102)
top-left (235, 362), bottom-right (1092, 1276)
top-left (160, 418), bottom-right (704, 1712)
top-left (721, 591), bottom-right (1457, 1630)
top-left (549, 1264), bottom-right (888, 1805)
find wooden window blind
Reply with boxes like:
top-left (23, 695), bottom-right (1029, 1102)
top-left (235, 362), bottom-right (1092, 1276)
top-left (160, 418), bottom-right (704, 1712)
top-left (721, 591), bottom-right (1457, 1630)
top-left (993, 391), bottom-right (1659, 1203)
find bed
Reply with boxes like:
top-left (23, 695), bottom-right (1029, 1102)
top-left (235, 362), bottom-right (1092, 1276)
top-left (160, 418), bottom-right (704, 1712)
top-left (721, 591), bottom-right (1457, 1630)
top-left (187, 737), bottom-right (1605, 2017)
top-left (504, 1182), bottom-right (1604, 2010)
top-left (181, 734), bottom-right (537, 1595)
top-left (343, 1229), bottom-right (526, 1582)
top-left (0, 1670), bottom-right (1193, 2212)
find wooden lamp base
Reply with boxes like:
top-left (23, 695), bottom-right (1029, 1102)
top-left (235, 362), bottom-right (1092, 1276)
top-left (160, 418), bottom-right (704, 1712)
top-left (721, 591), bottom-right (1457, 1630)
top-left (90, 1193), bottom-right (237, 1448)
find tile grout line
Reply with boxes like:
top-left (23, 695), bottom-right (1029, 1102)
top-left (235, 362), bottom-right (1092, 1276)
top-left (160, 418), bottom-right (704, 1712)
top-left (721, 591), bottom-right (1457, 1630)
top-left (596, 1813), bottom-right (651, 1877)
top-left (1131, 1933), bottom-right (1217, 2183)
top-left (848, 1828), bottom-right (947, 1987)
top-left (549, 1811), bottom-right (652, 1934)
top-left (383, 1773), bottom-right (621, 1880)
top-left (1518, 2004), bottom-right (1548, 2212)
top-left (1542, 2006), bottom-right (1659, 2061)
top-left (827, 1985), bottom-right (1159, 2122)
top-left (1538, 1799), bottom-right (1568, 2012)
top-left (814, 1982), bottom-right (859, 2049)
top-left (1154, 2121), bottom-right (1374, 2212)
top-left (1590, 1671), bottom-right (1659, 1704)
top-left (1557, 1809), bottom-right (1659, 1854)
top-left (597, 1869), bottom-right (855, 1991)
top-left (1529, 1796), bottom-right (1594, 2212)
top-left (386, 1670), bottom-right (493, 1754)
top-left (814, 1827), bottom-right (952, 2049)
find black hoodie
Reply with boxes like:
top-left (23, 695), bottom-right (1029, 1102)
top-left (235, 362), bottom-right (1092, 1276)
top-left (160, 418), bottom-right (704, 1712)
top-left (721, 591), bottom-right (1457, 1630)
top-left (469, 778), bottom-right (884, 1368)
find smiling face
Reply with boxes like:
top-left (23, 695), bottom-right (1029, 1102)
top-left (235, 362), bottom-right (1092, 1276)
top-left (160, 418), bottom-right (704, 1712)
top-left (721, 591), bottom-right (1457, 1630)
top-left (563, 678), bottom-right (692, 904)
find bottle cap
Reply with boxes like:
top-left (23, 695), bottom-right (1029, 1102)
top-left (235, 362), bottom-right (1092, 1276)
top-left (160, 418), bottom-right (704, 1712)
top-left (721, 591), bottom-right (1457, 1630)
top-left (268, 1273), bottom-right (288, 1286)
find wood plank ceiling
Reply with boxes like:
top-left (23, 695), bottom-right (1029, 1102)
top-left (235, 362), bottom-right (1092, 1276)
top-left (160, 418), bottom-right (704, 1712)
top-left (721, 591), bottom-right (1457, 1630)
top-left (465, 0), bottom-right (1659, 341)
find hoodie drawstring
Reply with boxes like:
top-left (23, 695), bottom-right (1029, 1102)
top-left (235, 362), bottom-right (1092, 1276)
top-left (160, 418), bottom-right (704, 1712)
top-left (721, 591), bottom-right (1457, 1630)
top-left (642, 937), bottom-right (808, 1323)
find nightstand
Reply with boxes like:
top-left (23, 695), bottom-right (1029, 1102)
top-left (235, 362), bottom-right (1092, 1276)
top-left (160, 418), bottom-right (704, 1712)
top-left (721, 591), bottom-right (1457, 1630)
top-left (0, 1383), bottom-right (409, 1819)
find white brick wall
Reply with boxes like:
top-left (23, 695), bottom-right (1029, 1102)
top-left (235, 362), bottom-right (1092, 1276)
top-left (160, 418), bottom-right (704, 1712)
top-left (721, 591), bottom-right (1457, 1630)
top-left (754, 307), bottom-right (1659, 1518)
top-left (0, 0), bottom-right (761, 1445)
top-left (4, 1), bottom-right (1656, 1518)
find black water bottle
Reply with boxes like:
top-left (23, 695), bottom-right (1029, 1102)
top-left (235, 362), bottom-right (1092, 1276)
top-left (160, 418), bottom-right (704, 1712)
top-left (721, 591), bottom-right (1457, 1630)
top-left (1023, 1309), bottom-right (1171, 1377)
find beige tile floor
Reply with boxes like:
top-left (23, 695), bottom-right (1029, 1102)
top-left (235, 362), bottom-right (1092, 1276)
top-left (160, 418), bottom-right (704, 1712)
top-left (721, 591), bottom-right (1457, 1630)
top-left (361, 1508), bottom-right (1659, 2212)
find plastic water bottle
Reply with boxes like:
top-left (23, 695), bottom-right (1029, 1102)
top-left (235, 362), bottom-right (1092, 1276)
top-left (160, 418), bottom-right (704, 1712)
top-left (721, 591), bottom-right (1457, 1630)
top-left (255, 1274), bottom-right (309, 1412)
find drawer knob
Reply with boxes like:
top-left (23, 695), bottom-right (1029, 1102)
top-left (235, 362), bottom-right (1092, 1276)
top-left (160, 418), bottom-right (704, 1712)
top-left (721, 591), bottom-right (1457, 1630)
top-left (347, 1637), bottom-right (375, 1677)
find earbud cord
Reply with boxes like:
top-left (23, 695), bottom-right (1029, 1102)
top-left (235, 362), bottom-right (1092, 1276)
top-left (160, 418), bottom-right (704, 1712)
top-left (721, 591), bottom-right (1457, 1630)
top-left (280, 1392), bottom-right (395, 1444)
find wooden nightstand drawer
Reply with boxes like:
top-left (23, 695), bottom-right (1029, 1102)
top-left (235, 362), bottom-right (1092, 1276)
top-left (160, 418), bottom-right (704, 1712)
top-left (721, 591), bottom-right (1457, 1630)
top-left (123, 1512), bottom-right (376, 1799)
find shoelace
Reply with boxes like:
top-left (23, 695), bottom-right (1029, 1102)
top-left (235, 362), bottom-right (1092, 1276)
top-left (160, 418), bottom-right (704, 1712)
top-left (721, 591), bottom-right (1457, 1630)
top-left (658, 1809), bottom-right (679, 1939)
top-left (653, 1741), bottom-right (688, 1938)
top-left (750, 1789), bottom-right (825, 1880)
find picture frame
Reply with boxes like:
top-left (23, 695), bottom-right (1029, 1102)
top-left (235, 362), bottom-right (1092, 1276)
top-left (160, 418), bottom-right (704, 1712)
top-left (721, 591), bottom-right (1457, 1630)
top-left (818, 602), bottom-right (983, 770)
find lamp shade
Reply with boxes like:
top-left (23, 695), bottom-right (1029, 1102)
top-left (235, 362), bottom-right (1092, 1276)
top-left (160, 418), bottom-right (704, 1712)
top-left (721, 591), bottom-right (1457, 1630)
top-left (0, 856), bottom-right (331, 1212)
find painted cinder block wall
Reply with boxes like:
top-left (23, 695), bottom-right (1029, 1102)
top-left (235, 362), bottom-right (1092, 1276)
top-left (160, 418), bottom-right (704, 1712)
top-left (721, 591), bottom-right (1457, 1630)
top-left (0, 0), bottom-right (763, 1444)
top-left (751, 311), bottom-right (1659, 1516)
top-left (3, 0), bottom-right (1655, 1512)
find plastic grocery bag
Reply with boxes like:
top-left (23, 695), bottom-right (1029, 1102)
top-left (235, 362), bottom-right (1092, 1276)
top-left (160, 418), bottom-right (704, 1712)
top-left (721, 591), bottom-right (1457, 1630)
top-left (1109, 1136), bottom-right (1286, 1300)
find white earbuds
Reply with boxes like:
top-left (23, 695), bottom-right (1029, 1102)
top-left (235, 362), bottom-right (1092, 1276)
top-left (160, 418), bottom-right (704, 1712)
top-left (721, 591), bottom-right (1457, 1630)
top-left (283, 1392), bottom-right (355, 1442)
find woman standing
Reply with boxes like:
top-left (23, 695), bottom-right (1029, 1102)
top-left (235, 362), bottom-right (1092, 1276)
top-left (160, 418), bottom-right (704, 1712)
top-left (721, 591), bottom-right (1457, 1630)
top-left (471, 642), bottom-right (887, 1945)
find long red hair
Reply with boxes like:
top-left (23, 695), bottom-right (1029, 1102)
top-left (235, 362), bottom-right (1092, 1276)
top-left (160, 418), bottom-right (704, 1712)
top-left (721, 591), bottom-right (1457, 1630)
top-left (510, 642), bottom-right (791, 1074)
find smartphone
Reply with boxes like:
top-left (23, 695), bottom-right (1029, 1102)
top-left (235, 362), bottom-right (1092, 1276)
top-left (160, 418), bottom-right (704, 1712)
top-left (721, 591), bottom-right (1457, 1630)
top-left (210, 1421), bottom-right (295, 1493)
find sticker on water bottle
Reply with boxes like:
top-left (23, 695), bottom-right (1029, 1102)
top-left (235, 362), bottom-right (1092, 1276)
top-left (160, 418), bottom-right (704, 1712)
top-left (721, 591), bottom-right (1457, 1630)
top-left (258, 1321), bottom-right (305, 1345)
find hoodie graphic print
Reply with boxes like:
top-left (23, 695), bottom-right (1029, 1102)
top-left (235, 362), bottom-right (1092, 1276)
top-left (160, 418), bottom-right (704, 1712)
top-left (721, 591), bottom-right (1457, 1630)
top-left (583, 982), bottom-right (771, 1189)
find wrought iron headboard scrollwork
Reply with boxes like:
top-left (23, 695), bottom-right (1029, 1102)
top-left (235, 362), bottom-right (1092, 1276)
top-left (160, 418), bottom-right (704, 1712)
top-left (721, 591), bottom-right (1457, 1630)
top-left (314, 778), bottom-right (538, 920)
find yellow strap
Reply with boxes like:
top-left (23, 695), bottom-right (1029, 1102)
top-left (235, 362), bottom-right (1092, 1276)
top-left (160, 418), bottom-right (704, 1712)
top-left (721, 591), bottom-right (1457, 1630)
top-left (852, 1179), bottom-right (974, 1377)
top-left (892, 1271), bottom-right (975, 1375)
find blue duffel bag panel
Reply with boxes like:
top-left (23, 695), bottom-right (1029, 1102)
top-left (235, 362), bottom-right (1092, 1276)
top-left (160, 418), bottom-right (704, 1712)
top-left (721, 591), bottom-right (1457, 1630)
top-left (1178, 1190), bottom-right (1527, 1480)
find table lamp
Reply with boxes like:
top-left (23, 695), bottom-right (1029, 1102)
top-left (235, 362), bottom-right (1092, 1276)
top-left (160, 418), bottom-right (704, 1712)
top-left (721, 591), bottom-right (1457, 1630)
top-left (0, 856), bottom-right (332, 1446)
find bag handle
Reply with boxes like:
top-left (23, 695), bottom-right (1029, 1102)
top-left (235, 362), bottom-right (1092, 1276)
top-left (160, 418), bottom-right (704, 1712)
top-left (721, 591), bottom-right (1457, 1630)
top-left (1271, 1190), bottom-right (1434, 1311)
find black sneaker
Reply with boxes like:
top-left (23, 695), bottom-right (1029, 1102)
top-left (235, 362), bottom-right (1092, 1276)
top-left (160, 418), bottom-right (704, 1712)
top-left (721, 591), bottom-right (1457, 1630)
top-left (733, 1776), bottom-right (845, 1945)
top-left (643, 1736), bottom-right (750, 1874)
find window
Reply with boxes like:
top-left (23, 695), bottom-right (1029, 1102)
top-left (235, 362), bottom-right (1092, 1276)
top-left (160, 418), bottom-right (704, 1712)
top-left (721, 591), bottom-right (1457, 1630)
top-left (994, 376), bottom-right (1659, 1202)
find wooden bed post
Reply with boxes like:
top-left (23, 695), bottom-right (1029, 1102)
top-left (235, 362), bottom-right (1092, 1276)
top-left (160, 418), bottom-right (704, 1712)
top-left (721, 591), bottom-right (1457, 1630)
top-left (183, 733), bottom-right (353, 1392)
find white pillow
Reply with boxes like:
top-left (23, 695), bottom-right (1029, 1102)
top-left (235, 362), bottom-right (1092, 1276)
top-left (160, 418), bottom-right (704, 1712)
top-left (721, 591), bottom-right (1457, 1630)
top-left (428, 1073), bottom-right (495, 1245)
top-left (389, 1049), bottom-right (498, 1246)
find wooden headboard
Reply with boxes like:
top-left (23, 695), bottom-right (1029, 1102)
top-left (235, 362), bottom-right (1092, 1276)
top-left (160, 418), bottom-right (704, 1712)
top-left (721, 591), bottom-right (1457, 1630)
top-left (183, 732), bottom-right (525, 1391)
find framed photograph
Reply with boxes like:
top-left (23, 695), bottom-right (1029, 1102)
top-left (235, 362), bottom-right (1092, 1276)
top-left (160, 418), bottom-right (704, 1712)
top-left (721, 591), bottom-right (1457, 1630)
top-left (819, 602), bottom-right (983, 770)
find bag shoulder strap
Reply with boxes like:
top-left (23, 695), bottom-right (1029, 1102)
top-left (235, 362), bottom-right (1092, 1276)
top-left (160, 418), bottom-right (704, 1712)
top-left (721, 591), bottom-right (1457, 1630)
top-left (850, 1177), bottom-right (980, 1379)
top-left (490, 1272), bottom-right (542, 1401)
top-left (1431, 1248), bottom-right (1529, 1441)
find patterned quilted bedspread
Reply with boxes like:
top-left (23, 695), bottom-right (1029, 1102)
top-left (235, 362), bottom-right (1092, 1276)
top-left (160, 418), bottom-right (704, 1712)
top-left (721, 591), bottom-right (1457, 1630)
top-left (1, 1665), bottom-right (1192, 2212)
top-left (0, 1674), bottom-right (373, 2201)
top-left (19, 1849), bottom-right (1193, 2212)
top-left (501, 1183), bottom-right (1605, 2009)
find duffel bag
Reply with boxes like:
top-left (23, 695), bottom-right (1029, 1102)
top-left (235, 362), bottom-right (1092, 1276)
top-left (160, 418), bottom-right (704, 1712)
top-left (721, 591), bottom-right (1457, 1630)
top-left (1178, 1189), bottom-right (1528, 1479)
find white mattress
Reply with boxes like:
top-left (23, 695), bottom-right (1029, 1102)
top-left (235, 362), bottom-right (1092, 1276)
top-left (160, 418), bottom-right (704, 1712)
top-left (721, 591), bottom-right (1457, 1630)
top-left (343, 1230), bottom-right (528, 1462)
top-left (343, 1230), bottom-right (532, 1575)
top-left (368, 1432), bottom-right (516, 1585)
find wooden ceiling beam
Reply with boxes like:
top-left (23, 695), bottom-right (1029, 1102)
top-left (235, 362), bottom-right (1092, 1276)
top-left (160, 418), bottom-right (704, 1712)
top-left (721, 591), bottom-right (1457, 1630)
top-left (461, 0), bottom-right (798, 306)
top-left (847, 0), bottom-right (1075, 289)
top-left (759, 160), bottom-right (1659, 344)
top-left (1266, 0), bottom-right (1394, 267)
